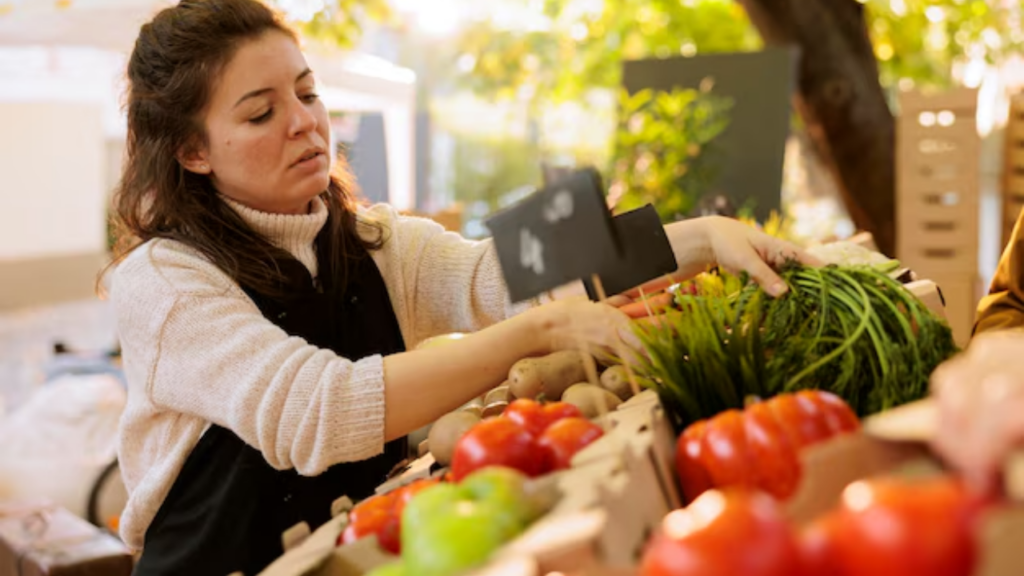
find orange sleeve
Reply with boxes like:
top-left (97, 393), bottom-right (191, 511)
top-left (975, 208), bottom-right (1024, 334)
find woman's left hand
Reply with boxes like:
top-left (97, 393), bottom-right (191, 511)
top-left (666, 216), bottom-right (822, 297)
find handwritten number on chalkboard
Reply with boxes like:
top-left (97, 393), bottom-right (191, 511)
top-left (543, 190), bottom-right (574, 224)
top-left (520, 228), bottom-right (545, 275)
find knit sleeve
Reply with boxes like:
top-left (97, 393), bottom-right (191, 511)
top-left (112, 242), bottom-right (385, 475)
top-left (369, 206), bottom-right (541, 342)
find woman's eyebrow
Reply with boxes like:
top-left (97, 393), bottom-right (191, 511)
top-left (233, 68), bottom-right (314, 109)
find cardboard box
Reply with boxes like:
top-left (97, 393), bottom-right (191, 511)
top-left (257, 393), bottom-right (676, 576)
top-left (896, 88), bottom-right (981, 278)
top-left (0, 500), bottom-right (133, 576)
top-left (259, 389), bottom-right (1024, 576)
top-left (784, 400), bottom-right (1024, 576)
top-left (928, 272), bottom-right (982, 347)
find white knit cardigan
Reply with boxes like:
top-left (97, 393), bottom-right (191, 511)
top-left (110, 196), bottom-right (531, 550)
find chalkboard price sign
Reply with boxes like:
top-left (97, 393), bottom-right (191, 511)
top-left (486, 168), bottom-right (622, 303)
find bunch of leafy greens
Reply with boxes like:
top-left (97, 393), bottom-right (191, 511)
top-left (634, 262), bottom-right (958, 430)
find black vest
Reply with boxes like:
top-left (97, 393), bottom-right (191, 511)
top-left (134, 227), bottom-right (408, 576)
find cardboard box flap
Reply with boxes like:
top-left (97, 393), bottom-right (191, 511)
top-left (863, 398), bottom-right (937, 442)
top-left (258, 514), bottom-right (347, 576)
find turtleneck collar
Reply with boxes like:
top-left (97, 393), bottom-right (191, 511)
top-left (220, 194), bottom-right (328, 278)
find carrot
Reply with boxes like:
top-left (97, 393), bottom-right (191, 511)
top-left (619, 292), bottom-right (674, 319)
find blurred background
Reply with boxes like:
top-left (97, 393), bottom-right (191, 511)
top-left (0, 0), bottom-right (1022, 541)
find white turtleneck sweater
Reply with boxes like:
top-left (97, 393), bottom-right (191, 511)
top-left (110, 197), bottom-right (534, 551)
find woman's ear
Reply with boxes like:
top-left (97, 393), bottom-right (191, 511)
top-left (177, 145), bottom-right (212, 175)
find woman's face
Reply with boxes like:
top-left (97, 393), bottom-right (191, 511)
top-left (184, 31), bottom-right (331, 215)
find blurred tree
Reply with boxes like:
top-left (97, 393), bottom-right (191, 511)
top-left (282, 0), bottom-right (393, 48)
top-left (445, 0), bottom-right (1019, 255)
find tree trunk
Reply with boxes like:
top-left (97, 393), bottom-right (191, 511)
top-left (736, 0), bottom-right (896, 256)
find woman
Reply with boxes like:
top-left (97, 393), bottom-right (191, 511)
top-left (108, 1), bottom-right (814, 573)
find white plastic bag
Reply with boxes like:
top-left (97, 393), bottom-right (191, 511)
top-left (0, 374), bottom-right (126, 518)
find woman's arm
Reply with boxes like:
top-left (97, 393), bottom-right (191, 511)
top-left (115, 243), bottom-right (630, 474)
top-left (975, 210), bottom-right (1024, 334)
top-left (381, 297), bottom-right (631, 440)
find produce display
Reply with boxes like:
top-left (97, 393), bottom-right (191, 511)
top-left (423, 348), bottom-right (639, 468)
top-left (366, 467), bottom-right (549, 576)
top-left (633, 262), bottom-right (959, 428)
top-left (800, 476), bottom-right (984, 576)
top-left (641, 475), bottom-right (986, 576)
top-left (676, 390), bottom-right (860, 502)
top-left (260, 237), bottom-right (1020, 576)
top-left (639, 489), bottom-right (803, 576)
top-left (338, 477), bottom-right (442, 553)
top-left (451, 399), bottom-right (603, 480)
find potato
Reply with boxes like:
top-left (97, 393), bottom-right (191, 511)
top-left (484, 384), bottom-right (511, 406)
top-left (599, 366), bottom-right (635, 401)
top-left (562, 383), bottom-right (622, 419)
top-left (508, 350), bottom-right (588, 400)
top-left (428, 411), bottom-right (481, 465)
top-left (482, 401), bottom-right (509, 418)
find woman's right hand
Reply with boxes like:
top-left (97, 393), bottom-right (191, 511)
top-left (525, 296), bottom-right (641, 361)
top-left (931, 331), bottom-right (1024, 492)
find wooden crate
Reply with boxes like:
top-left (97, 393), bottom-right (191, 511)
top-left (897, 89), bottom-right (981, 344)
top-left (1003, 93), bottom-right (1024, 247)
top-left (896, 88), bottom-right (980, 276)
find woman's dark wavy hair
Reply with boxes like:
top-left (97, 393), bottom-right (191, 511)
top-left (103, 0), bottom-right (382, 297)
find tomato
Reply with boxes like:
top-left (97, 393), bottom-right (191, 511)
top-left (451, 417), bottom-right (547, 481)
top-left (676, 420), bottom-right (715, 504)
top-left (375, 515), bottom-right (402, 555)
top-left (376, 478), bottom-right (442, 554)
top-left (798, 511), bottom-right (848, 576)
top-left (676, 391), bottom-right (859, 502)
top-left (640, 489), bottom-right (802, 576)
top-left (800, 476), bottom-right (985, 576)
top-left (803, 390), bottom-right (859, 435)
top-left (536, 417), bottom-right (604, 470)
top-left (503, 399), bottom-right (582, 438)
top-left (338, 492), bottom-right (396, 546)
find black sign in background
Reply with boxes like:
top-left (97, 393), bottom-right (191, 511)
top-left (622, 47), bottom-right (799, 223)
top-left (583, 204), bottom-right (677, 300)
top-left (485, 168), bottom-right (622, 303)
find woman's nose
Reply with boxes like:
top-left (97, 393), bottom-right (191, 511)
top-left (288, 98), bottom-right (318, 137)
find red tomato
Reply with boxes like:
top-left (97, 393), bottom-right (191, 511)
top-left (798, 511), bottom-right (848, 576)
top-left (376, 514), bottom-right (401, 554)
top-left (375, 478), bottom-right (442, 554)
top-left (450, 416), bottom-right (547, 481)
top-left (536, 417), bottom-right (604, 470)
top-left (503, 399), bottom-right (583, 438)
top-left (640, 489), bottom-right (802, 576)
top-left (676, 391), bottom-right (859, 502)
top-left (801, 390), bottom-right (859, 435)
top-left (675, 420), bottom-right (715, 504)
top-left (801, 476), bottom-right (984, 576)
top-left (337, 492), bottom-right (395, 546)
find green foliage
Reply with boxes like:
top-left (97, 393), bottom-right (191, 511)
top-left (633, 264), bottom-right (959, 429)
top-left (609, 87), bottom-right (734, 223)
top-left (278, 0), bottom-right (392, 49)
top-left (450, 0), bottom-right (1020, 106)
top-left (446, 134), bottom-right (543, 212)
top-left (455, 0), bottom-right (760, 105)
top-left (864, 0), bottom-right (1023, 93)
